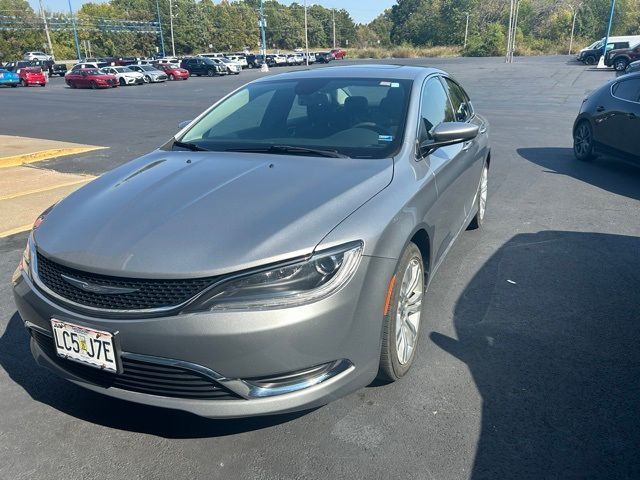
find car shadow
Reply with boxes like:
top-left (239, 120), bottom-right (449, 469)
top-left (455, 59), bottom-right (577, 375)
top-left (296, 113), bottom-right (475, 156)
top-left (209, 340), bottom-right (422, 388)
top-left (0, 311), bottom-right (312, 438)
top-left (431, 231), bottom-right (640, 478)
top-left (518, 147), bottom-right (640, 201)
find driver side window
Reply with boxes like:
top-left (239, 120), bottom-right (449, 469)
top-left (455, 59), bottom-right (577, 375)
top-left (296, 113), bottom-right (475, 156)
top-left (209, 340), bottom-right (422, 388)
top-left (419, 77), bottom-right (454, 141)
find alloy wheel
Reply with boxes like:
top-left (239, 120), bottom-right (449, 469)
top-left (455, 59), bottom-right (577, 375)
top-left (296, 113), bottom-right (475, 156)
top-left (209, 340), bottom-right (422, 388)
top-left (144, 75), bottom-right (150, 83)
top-left (395, 257), bottom-right (424, 365)
top-left (574, 122), bottom-right (592, 159)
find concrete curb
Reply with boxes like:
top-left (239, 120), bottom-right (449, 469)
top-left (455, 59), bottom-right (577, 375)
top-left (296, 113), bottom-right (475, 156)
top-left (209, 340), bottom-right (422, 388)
top-left (0, 146), bottom-right (106, 169)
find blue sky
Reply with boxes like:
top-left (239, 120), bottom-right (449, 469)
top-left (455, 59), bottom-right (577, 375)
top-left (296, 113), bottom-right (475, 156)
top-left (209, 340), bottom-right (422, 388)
top-left (30, 0), bottom-right (395, 24)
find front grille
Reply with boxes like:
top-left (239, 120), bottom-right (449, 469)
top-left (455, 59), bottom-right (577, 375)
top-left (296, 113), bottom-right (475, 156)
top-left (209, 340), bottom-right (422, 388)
top-left (31, 329), bottom-right (239, 400)
top-left (36, 252), bottom-right (216, 311)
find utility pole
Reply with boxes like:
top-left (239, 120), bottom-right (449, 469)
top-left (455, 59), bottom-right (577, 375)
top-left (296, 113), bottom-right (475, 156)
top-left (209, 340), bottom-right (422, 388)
top-left (602, 0), bottom-right (616, 64)
top-left (463, 12), bottom-right (469, 49)
top-left (511, 0), bottom-right (520, 61)
top-left (38, 0), bottom-right (54, 59)
top-left (568, 3), bottom-right (582, 55)
top-left (67, 0), bottom-right (81, 61)
top-left (259, 0), bottom-right (267, 57)
top-left (304, 0), bottom-right (309, 65)
top-left (505, 0), bottom-right (514, 63)
top-left (332, 9), bottom-right (336, 49)
top-left (155, 0), bottom-right (165, 57)
top-left (169, 0), bottom-right (175, 57)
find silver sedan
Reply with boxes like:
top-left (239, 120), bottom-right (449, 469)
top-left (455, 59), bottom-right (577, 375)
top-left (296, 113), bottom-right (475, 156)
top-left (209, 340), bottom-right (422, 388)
top-left (13, 65), bottom-right (490, 418)
top-left (127, 64), bottom-right (168, 83)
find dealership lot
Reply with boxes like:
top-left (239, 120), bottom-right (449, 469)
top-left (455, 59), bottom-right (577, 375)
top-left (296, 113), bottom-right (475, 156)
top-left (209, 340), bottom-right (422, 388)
top-left (1, 56), bottom-right (639, 479)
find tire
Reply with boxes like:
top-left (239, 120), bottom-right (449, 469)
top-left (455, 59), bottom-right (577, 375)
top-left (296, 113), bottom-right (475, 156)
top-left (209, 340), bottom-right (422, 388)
top-left (119, 77), bottom-right (126, 86)
top-left (584, 55), bottom-right (596, 66)
top-left (90, 80), bottom-right (97, 90)
top-left (144, 75), bottom-right (151, 83)
top-left (573, 120), bottom-right (596, 161)
top-left (67, 81), bottom-right (75, 89)
top-left (614, 58), bottom-right (628, 71)
top-left (207, 69), bottom-right (214, 77)
top-left (40, 83), bottom-right (46, 87)
top-left (168, 73), bottom-right (175, 81)
top-left (10, 84), bottom-right (17, 88)
top-left (468, 162), bottom-right (489, 230)
top-left (20, 79), bottom-right (27, 87)
top-left (378, 242), bottom-right (425, 381)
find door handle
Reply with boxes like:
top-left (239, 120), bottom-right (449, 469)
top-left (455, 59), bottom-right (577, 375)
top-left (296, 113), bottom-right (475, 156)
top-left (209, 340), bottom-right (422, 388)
top-left (596, 106), bottom-right (605, 112)
top-left (479, 126), bottom-right (487, 134)
top-left (462, 140), bottom-right (473, 151)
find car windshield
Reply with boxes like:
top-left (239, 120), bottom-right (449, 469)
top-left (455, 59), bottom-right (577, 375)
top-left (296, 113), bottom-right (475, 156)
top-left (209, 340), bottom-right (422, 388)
top-left (141, 65), bottom-right (154, 71)
top-left (177, 77), bottom-right (412, 159)
top-left (84, 69), bottom-right (100, 75)
top-left (115, 67), bottom-right (130, 72)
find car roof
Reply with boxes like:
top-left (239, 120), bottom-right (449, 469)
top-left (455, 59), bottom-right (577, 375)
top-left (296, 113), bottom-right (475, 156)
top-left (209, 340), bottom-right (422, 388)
top-left (255, 64), bottom-right (443, 82)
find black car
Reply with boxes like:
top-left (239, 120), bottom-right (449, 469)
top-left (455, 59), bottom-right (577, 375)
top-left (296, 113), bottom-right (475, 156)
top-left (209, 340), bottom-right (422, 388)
top-left (625, 60), bottom-right (640, 76)
top-left (315, 52), bottom-right (333, 63)
top-left (180, 57), bottom-right (225, 77)
top-left (577, 40), bottom-right (630, 65)
top-left (573, 73), bottom-right (640, 163)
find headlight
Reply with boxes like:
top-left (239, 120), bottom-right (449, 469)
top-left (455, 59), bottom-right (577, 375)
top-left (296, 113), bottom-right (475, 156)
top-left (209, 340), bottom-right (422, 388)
top-left (188, 241), bottom-right (363, 311)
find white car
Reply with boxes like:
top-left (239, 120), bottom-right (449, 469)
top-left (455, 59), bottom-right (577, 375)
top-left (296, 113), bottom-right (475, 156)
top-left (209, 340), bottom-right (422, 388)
top-left (24, 51), bottom-right (53, 62)
top-left (212, 58), bottom-right (241, 74)
top-left (225, 55), bottom-right (248, 68)
top-left (99, 66), bottom-right (144, 86)
top-left (155, 57), bottom-right (180, 65)
top-left (273, 54), bottom-right (288, 66)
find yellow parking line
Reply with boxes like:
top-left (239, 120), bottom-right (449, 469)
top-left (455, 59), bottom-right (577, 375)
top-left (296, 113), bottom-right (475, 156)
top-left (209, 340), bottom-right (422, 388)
top-left (0, 178), bottom-right (92, 201)
top-left (0, 224), bottom-right (32, 239)
top-left (0, 146), bottom-right (105, 169)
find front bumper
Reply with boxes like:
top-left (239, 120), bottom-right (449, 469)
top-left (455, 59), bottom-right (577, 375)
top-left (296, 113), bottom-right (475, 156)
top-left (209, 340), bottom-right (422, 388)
top-left (13, 254), bottom-right (395, 418)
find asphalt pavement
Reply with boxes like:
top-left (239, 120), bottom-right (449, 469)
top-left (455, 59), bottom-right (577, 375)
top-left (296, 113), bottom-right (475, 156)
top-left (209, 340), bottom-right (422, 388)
top-left (1, 56), bottom-right (639, 480)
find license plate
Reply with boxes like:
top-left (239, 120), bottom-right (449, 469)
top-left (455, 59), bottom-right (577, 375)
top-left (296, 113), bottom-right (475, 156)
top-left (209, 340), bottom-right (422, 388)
top-left (50, 319), bottom-right (118, 373)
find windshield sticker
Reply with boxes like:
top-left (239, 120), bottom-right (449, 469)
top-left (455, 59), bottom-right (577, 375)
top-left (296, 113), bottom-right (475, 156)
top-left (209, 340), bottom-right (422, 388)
top-left (379, 81), bottom-right (391, 86)
top-left (378, 135), bottom-right (394, 142)
top-left (390, 82), bottom-right (400, 88)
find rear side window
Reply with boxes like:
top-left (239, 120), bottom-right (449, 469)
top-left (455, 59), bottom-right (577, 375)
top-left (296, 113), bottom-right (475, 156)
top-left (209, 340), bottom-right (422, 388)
top-left (442, 77), bottom-right (473, 122)
top-left (419, 77), bottom-right (454, 140)
top-left (612, 79), bottom-right (640, 102)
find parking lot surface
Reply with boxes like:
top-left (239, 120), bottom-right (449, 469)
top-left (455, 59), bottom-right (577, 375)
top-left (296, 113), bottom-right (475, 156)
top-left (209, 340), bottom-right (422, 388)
top-left (1, 56), bottom-right (639, 480)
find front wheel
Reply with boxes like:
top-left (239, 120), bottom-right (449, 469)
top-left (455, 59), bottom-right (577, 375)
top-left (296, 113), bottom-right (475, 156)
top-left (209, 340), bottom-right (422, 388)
top-left (468, 162), bottom-right (488, 229)
top-left (90, 80), bottom-right (97, 89)
top-left (584, 56), bottom-right (596, 65)
top-left (573, 120), bottom-right (595, 161)
top-left (144, 75), bottom-right (151, 83)
top-left (119, 77), bottom-right (126, 86)
top-left (614, 58), bottom-right (628, 71)
top-left (378, 242), bottom-right (425, 381)
top-left (168, 73), bottom-right (175, 81)
top-left (207, 69), bottom-right (215, 77)
top-left (20, 79), bottom-right (27, 87)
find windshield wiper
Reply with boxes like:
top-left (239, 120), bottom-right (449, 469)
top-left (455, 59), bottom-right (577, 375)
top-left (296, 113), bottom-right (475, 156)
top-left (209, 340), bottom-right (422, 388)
top-left (172, 139), bottom-right (209, 152)
top-left (226, 145), bottom-right (348, 158)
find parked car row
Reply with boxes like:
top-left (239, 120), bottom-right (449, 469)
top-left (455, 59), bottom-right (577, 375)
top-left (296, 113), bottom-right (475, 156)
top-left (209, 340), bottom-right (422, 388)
top-left (1, 59), bottom-right (67, 77)
top-left (0, 66), bottom-right (47, 87)
top-left (576, 35), bottom-right (640, 69)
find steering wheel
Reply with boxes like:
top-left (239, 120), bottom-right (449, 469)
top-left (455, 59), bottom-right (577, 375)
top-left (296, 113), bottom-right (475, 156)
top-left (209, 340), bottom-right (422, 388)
top-left (352, 122), bottom-right (391, 135)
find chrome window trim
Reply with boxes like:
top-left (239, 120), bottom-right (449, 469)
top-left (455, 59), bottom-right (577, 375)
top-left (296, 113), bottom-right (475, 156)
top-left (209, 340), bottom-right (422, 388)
top-left (610, 78), bottom-right (640, 104)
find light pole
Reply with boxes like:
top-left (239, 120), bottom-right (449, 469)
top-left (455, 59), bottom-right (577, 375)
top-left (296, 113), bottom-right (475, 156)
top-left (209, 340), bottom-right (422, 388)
top-left (602, 0), bottom-right (616, 64)
top-left (155, 0), bottom-right (166, 57)
top-left (169, 0), bottom-right (175, 57)
top-left (463, 12), bottom-right (469, 49)
top-left (568, 3), bottom-right (582, 55)
top-left (304, 0), bottom-right (309, 65)
top-left (66, 0), bottom-right (81, 61)
top-left (259, 0), bottom-right (267, 57)
top-left (332, 9), bottom-right (336, 49)
top-left (38, 0), bottom-right (54, 59)
top-left (506, 0), bottom-right (514, 63)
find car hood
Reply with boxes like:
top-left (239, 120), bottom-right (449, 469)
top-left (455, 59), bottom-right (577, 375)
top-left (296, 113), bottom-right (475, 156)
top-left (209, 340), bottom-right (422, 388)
top-left (35, 150), bottom-right (393, 278)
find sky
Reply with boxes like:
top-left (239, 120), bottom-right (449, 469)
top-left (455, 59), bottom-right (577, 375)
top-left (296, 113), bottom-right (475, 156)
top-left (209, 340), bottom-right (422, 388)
top-left (29, 0), bottom-right (396, 24)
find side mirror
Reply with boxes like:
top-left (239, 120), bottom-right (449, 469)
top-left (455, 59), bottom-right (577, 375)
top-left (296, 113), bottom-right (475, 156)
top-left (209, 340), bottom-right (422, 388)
top-left (177, 120), bottom-right (192, 129)
top-left (419, 122), bottom-right (479, 156)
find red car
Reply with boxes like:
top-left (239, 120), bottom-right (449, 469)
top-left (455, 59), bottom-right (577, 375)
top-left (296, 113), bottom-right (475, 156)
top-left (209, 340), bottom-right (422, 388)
top-left (65, 68), bottom-right (118, 89)
top-left (156, 63), bottom-right (190, 81)
top-left (19, 67), bottom-right (47, 87)
top-left (330, 48), bottom-right (347, 59)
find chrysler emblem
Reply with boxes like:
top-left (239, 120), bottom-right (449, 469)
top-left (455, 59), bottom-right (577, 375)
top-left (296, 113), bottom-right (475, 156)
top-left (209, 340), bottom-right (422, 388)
top-left (60, 274), bottom-right (139, 295)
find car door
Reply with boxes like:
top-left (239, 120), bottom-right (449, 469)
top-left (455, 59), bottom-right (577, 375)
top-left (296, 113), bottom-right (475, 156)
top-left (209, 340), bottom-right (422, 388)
top-left (417, 76), bottom-right (469, 264)
top-left (441, 77), bottom-right (488, 219)
top-left (610, 78), bottom-right (640, 160)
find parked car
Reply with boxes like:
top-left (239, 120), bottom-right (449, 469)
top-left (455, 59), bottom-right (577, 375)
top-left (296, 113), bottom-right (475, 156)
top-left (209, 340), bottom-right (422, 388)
top-left (154, 57), bottom-right (180, 65)
top-left (245, 54), bottom-right (265, 68)
top-left (214, 57), bottom-right (241, 75)
top-left (18, 66), bottom-right (46, 87)
top-left (330, 48), bottom-right (347, 59)
top-left (65, 68), bottom-right (118, 89)
top-left (225, 54), bottom-right (247, 68)
top-left (625, 60), bottom-right (640, 75)
top-left (180, 57), bottom-right (225, 76)
top-left (70, 62), bottom-right (110, 72)
top-left (0, 68), bottom-right (19, 87)
top-left (155, 63), bottom-right (189, 80)
top-left (272, 54), bottom-right (288, 66)
top-left (100, 66), bottom-right (144, 86)
top-left (115, 56), bottom-right (138, 66)
top-left (316, 52), bottom-right (334, 63)
top-left (573, 72), bottom-right (640, 163)
top-left (23, 51), bottom-right (53, 62)
top-left (49, 62), bottom-right (68, 77)
top-left (576, 36), bottom-right (640, 65)
top-left (4, 60), bottom-right (43, 74)
top-left (13, 65), bottom-right (490, 419)
top-left (302, 52), bottom-right (316, 64)
top-left (605, 42), bottom-right (640, 71)
top-left (127, 64), bottom-right (168, 83)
